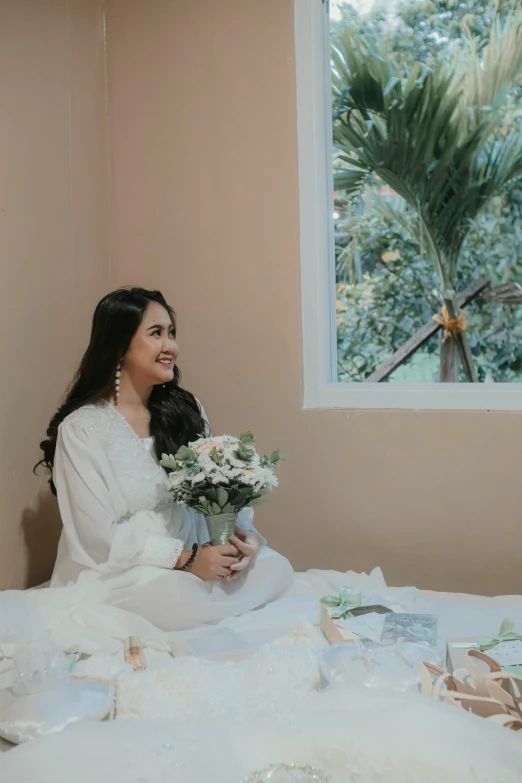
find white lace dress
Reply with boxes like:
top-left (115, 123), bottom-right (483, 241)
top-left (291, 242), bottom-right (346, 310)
top-left (50, 400), bottom-right (293, 631)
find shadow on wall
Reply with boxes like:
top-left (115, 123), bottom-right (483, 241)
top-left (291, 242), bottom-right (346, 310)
top-left (21, 485), bottom-right (61, 588)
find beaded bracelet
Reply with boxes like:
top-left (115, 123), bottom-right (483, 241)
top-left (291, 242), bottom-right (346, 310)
top-left (176, 543), bottom-right (198, 572)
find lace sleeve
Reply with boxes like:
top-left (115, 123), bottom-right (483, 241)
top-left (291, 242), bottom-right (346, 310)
top-left (55, 421), bottom-right (184, 572)
top-left (140, 534), bottom-right (184, 569)
top-left (108, 511), bottom-right (184, 570)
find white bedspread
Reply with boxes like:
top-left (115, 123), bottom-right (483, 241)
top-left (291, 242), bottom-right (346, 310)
top-left (1, 568), bottom-right (522, 781)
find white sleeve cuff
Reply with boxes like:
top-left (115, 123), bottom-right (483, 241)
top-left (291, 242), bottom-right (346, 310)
top-left (140, 535), bottom-right (184, 569)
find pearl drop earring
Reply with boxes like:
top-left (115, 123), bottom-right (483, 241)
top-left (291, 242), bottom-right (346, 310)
top-left (114, 363), bottom-right (122, 405)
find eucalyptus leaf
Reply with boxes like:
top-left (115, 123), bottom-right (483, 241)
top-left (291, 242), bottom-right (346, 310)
top-left (235, 443), bottom-right (255, 462)
top-left (216, 487), bottom-right (228, 507)
top-left (210, 448), bottom-right (224, 465)
top-left (159, 454), bottom-right (177, 470)
top-left (175, 445), bottom-right (197, 463)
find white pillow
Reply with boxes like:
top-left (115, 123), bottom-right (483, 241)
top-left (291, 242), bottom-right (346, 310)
top-left (0, 679), bottom-right (113, 744)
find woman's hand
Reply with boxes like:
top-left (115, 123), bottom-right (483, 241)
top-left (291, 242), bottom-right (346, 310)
top-left (226, 528), bottom-right (261, 581)
top-left (178, 545), bottom-right (239, 582)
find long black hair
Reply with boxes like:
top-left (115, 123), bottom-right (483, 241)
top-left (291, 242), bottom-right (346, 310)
top-left (36, 287), bottom-right (206, 494)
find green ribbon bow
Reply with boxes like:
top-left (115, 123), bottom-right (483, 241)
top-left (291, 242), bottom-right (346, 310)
top-left (320, 586), bottom-right (363, 620)
top-left (477, 618), bottom-right (522, 652)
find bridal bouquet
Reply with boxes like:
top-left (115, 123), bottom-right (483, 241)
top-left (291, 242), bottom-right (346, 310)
top-left (160, 432), bottom-right (284, 545)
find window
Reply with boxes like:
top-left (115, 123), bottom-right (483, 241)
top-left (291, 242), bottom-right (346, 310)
top-left (295, 0), bottom-right (522, 410)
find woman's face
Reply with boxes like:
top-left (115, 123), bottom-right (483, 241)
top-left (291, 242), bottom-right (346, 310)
top-left (123, 301), bottom-right (179, 387)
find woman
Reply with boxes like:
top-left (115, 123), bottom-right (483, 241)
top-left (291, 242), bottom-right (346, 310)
top-left (36, 287), bottom-right (293, 631)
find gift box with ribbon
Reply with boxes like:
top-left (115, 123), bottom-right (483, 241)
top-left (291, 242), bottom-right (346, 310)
top-left (319, 586), bottom-right (363, 644)
top-left (319, 587), bottom-right (395, 645)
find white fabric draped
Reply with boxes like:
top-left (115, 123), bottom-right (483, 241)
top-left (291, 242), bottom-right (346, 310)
top-left (50, 400), bottom-right (293, 630)
top-left (3, 562), bottom-right (522, 779)
top-left (3, 682), bottom-right (522, 783)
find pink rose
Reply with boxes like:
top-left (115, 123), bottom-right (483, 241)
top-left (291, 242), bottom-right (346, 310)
top-left (197, 440), bottom-right (224, 455)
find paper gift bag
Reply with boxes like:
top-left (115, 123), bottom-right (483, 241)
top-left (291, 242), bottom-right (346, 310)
top-left (446, 637), bottom-right (522, 700)
top-left (446, 639), bottom-right (480, 674)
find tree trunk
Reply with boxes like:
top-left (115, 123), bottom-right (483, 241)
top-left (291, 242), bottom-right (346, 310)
top-left (366, 275), bottom-right (489, 383)
top-left (440, 334), bottom-right (458, 382)
top-left (443, 290), bottom-right (478, 383)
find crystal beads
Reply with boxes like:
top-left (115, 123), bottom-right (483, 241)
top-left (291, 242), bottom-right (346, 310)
top-left (242, 764), bottom-right (330, 783)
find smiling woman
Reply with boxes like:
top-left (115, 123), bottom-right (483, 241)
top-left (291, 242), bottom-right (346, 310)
top-left (120, 301), bottom-right (180, 413)
top-left (31, 287), bottom-right (293, 630)
top-left (35, 288), bottom-right (205, 486)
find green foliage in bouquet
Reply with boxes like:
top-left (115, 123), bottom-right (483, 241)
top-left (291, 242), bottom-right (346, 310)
top-left (160, 432), bottom-right (286, 517)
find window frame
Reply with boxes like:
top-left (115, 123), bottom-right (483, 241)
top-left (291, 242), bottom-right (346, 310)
top-left (294, 0), bottom-right (522, 411)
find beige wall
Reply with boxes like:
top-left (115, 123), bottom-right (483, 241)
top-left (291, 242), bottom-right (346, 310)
top-left (2, 0), bottom-right (520, 595)
top-left (105, 0), bottom-right (521, 596)
top-left (0, 0), bottom-right (111, 588)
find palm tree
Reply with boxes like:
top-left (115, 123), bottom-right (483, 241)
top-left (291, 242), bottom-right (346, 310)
top-left (332, 7), bottom-right (522, 381)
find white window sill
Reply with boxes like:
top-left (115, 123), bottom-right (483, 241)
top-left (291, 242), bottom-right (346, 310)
top-left (305, 382), bottom-right (522, 411)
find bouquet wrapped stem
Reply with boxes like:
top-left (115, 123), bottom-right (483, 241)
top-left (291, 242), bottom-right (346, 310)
top-left (205, 512), bottom-right (238, 546)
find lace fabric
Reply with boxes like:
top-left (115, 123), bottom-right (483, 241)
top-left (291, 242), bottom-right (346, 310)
top-left (66, 402), bottom-right (172, 515)
top-left (242, 764), bottom-right (330, 782)
top-left (109, 640), bottom-right (522, 783)
top-left (141, 534), bottom-right (183, 569)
